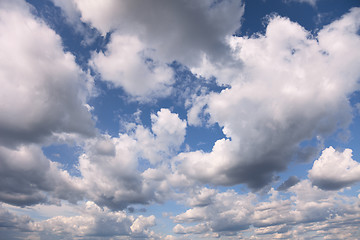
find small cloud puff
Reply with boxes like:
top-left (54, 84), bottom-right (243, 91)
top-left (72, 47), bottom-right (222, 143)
top-left (309, 146), bottom-right (360, 190)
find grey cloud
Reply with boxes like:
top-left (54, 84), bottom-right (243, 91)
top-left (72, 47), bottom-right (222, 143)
top-left (0, 145), bottom-right (84, 207)
top-left (0, 204), bottom-right (33, 240)
top-left (277, 176), bottom-right (300, 191)
top-left (311, 180), bottom-right (355, 191)
top-left (0, 0), bottom-right (95, 148)
top-left (75, 0), bottom-right (244, 66)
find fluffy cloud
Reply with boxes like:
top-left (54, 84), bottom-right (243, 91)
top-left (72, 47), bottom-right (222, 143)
top-left (34, 201), bottom-right (156, 238)
top-left (79, 109), bottom-right (186, 209)
top-left (179, 8), bottom-right (360, 189)
top-left (75, 0), bottom-right (243, 65)
top-left (309, 146), bottom-right (360, 190)
top-left (171, 181), bottom-right (360, 238)
top-left (0, 0), bottom-right (95, 148)
top-left (57, 0), bottom-right (244, 99)
top-left (0, 201), bottom-right (156, 239)
top-left (90, 34), bottom-right (174, 99)
top-left (0, 145), bottom-right (84, 206)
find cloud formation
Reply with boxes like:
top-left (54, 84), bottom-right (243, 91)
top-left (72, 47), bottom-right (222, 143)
top-left (0, 202), bottom-right (157, 239)
top-left (0, 0), bottom-right (95, 148)
top-left (0, 145), bottom-right (83, 206)
top-left (179, 8), bottom-right (360, 190)
top-left (172, 180), bottom-right (360, 238)
top-left (79, 109), bottom-right (186, 210)
top-left (1, 0), bottom-right (360, 239)
top-left (309, 146), bottom-right (360, 190)
top-left (63, 0), bottom-right (245, 99)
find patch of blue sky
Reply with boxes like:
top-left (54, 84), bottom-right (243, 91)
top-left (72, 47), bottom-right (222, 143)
top-left (42, 144), bottom-right (83, 176)
top-left (89, 81), bottom-right (140, 136)
top-left (240, 0), bottom-right (359, 37)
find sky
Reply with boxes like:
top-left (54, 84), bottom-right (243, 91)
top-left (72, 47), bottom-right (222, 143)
top-left (0, 0), bottom-right (360, 239)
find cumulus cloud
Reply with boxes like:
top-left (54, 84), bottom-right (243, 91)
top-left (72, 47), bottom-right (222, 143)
top-left (74, 0), bottom-right (244, 65)
top-left (34, 201), bottom-right (155, 238)
top-left (79, 109), bottom-right (186, 210)
top-left (179, 8), bottom-right (360, 190)
top-left (90, 34), bottom-right (174, 99)
top-left (58, 0), bottom-right (244, 99)
top-left (0, 145), bottom-right (84, 206)
top-left (309, 146), bottom-right (360, 190)
top-left (171, 181), bottom-right (360, 238)
top-left (0, 202), bottom-right (156, 239)
top-left (285, 0), bottom-right (318, 7)
top-left (0, 0), bottom-right (95, 148)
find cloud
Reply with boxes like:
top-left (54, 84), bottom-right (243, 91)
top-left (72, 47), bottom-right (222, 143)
top-left (0, 201), bottom-right (156, 239)
top-left (309, 146), bottom-right (360, 190)
top-left (0, 145), bottom-right (84, 206)
top-left (0, 0), bottom-right (95, 148)
top-left (277, 176), bottom-right (300, 191)
top-left (79, 109), bottom-right (186, 210)
top-left (171, 181), bottom-right (360, 238)
top-left (60, 0), bottom-right (244, 99)
top-left (178, 8), bottom-right (360, 190)
top-left (90, 34), bottom-right (174, 100)
top-left (74, 0), bottom-right (244, 64)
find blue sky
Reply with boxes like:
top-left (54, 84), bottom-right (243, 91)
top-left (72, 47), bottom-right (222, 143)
top-left (1, 0), bottom-right (360, 239)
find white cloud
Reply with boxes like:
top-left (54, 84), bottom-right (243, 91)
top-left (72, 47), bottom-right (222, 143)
top-left (34, 201), bottom-right (136, 237)
top-left (150, 108), bottom-right (187, 157)
top-left (90, 34), bottom-right (174, 100)
top-left (0, 0), bottom-right (95, 147)
top-left (130, 215), bottom-right (156, 234)
top-left (171, 181), bottom-right (360, 238)
top-left (179, 8), bottom-right (360, 189)
top-left (1, 201), bottom-right (156, 239)
top-left (309, 146), bottom-right (360, 190)
top-left (79, 109), bottom-right (186, 209)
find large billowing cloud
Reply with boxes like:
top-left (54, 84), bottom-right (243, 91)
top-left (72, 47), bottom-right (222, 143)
top-left (0, 145), bottom-right (84, 206)
top-left (90, 34), bottom-right (174, 100)
top-left (309, 146), bottom-right (360, 190)
top-left (0, 0), bottom-right (97, 207)
top-left (0, 0), bottom-right (95, 148)
top-left (178, 8), bottom-right (360, 190)
top-left (79, 109), bottom-right (186, 210)
top-left (60, 0), bottom-right (244, 99)
top-left (75, 0), bottom-right (244, 65)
